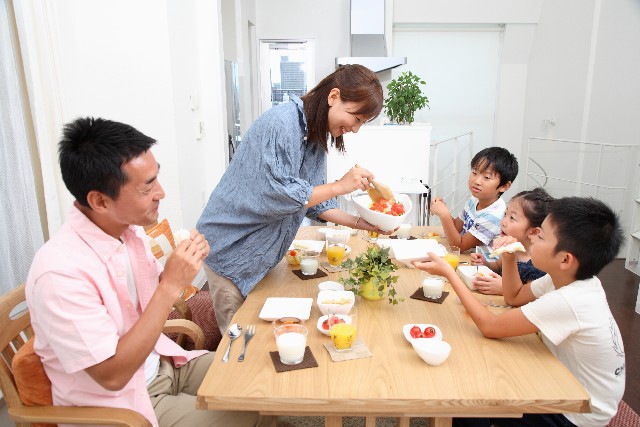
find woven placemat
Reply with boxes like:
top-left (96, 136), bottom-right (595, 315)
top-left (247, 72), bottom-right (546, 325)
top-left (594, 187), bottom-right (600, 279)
top-left (269, 346), bottom-right (318, 372)
top-left (410, 288), bottom-right (449, 304)
top-left (323, 338), bottom-right (372, 362)
top-left (292, 269), bottom-right (328, 280)
top-left (389, 235), bottom-right (417, 240)
top-left (320, 261), bottom-right (348, 273)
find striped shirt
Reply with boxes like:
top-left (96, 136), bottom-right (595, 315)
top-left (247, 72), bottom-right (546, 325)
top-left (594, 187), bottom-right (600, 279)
top-left (458, 196), bottom-right (506, 245)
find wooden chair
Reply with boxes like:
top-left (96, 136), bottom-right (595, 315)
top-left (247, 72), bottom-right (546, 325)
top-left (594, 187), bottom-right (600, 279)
top-left (0, 284), bottom-right (205, 427)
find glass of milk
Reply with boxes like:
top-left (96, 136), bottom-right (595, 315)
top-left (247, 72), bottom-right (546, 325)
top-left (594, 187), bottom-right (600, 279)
top-left (422, 276), bottom-right (445, 299)
top-left (274, 324), bottom-right (308, 365)
top-left (396, 223), bottom-right (412, 239)
top-left (299, 251), bottom-right (320, 275)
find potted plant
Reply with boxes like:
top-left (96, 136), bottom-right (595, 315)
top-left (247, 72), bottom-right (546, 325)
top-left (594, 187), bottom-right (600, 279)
top-left (339, 246), bottom-right (404, 304)
top-left (383, 71), bottom-right (429, 125)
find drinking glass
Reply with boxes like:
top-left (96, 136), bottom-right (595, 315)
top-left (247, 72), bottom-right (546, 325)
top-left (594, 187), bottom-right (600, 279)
top-left (326, 232), bottom-right (348, 267)
top-left (443, 246), bottom-right (460, 270)
top-left (396, 223), bottom-right (412, 239)
top-left (329, 306), bottom-right (358, 352)
top-left (299, 251), bottom-right (320, 275)
top-left (274, 323), bottom-right (308, 365)
top-left (422, 275), bottom-right (445, 299)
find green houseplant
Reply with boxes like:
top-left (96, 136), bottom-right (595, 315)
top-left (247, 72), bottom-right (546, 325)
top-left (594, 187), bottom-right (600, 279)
top-left (383, 71), bottom-right (429, 125)
top-left (339, 246), bottom-right (403, 304)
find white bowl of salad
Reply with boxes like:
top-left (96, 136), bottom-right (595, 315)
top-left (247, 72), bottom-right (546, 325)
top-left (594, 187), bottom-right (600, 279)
top-left (352, 193), bottom-right (412, 232)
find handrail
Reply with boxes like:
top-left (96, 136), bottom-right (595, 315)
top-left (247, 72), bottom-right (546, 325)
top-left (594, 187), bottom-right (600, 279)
top-left (528, 136), bottom-right (635, 148)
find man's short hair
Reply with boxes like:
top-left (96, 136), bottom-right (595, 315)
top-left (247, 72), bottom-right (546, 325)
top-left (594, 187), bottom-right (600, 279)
top-left (470, 147), bottom-right (519, 190)
top-left (548, 197), bottom-right (624, 280)
top-left (58, 117), bottom-right (156, 207)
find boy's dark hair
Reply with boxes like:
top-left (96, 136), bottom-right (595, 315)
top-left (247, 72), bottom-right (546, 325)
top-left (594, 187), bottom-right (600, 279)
top-left (547, 197), bottom-right (624, 280)
top-left (511, 188), bottom-right (554, 228)
top-left (58, 117), bottom-right (156, 207)
top-left (470, 147), bottom-right (519, 194)
top-left (301, 64), bottom-right (383, 153)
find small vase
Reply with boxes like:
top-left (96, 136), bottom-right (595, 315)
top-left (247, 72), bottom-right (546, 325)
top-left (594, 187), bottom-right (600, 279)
top-left (358, 279), bottom-right (387, 301)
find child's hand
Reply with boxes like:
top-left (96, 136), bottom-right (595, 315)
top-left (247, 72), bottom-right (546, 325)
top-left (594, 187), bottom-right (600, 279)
top-left (430, 197), bottom-right (450, 218)
top-left (492, 235), bottom-right (520, 250)
top-left (412, 252), bottom-right (454, 278)
top-left (470, 252), bottom-right (485, 266)
top-left (472, 271), bottom-right (503, 295)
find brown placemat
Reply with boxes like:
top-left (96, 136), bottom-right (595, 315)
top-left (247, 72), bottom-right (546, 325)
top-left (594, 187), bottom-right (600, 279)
top-left (323, 339), bottom-right (372, 362)
top-left (269, 346), bottom-right (318, 372)
top-left (320, 261), bottom-right (348, 273)
top-left (389, 235), bottom-right (417, 240)
top-left (292, 269), bottom-right (328, 280)
top-left (410, 288), bottom-right (449, 304)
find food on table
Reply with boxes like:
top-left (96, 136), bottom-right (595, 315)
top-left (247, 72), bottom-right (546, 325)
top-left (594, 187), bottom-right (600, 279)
top-left (321, 297), bottom-right (352, 305)
top-left (490, 241), bottom-right (526, 257)
top-left (327, 244), bottom-right (346, 266)
top-left (369, 198), bottom-right (405, 216)
top-left (321, 317), bottom-right (345, 330)
top-left (175, 228), bottom-right (191, 245)
top-left (285, 249), bottom-right (301, 266)
top-left (409, 325), bottom-right (438, 339)
top-left (330, 323), bottom-right (357, 350)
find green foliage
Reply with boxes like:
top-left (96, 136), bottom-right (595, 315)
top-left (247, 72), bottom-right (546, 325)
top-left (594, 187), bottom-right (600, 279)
top-left (383, 71), bottom-right (429, 125)
top-left (339, 246), bottom-right (404, 304)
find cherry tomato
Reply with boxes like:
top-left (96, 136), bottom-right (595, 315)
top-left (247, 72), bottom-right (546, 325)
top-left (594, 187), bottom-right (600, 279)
top-left (289, 250), bottom-right (297, 257)
top-left (322, 317), bottom-right (345, 330)
top-left (409, 325), bottom-right (422, 339)
top-left (423, 326), bottom-right (436, 338)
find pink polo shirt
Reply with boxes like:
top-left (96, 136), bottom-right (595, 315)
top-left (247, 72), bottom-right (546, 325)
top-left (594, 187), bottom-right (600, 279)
top-left (26, 205), bottom-right (207, 426)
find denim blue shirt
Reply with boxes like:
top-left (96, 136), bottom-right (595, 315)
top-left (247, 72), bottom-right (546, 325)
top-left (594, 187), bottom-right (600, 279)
top-left (197, 96), bottom-right (337, 296)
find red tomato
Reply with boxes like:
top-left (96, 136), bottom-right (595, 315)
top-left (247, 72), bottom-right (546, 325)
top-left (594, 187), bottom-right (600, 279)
top-left (409, 325), bottom-right (422, 339)
top-left (322, 317), bottom-right (345, 330)
top-left (390, 203), bottom-right (405, 216)
top-left (423, 326), bottom-right (436, 338)
top-left (289, 250), bottom-right (297, 257)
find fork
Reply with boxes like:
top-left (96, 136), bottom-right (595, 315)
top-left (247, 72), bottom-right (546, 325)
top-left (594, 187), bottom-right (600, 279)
top-left (238, 324), bottom-right (256, 362)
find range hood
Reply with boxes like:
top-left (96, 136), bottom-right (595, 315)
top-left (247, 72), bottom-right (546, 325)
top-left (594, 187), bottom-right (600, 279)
top-left (335, 0), bottom-right (406, 73)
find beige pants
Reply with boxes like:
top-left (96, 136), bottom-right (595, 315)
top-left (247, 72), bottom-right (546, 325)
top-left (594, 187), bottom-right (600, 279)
top-left (203, 264), bottom-right (245, 335)
top-left (148, 353), bottom-right (275, 427)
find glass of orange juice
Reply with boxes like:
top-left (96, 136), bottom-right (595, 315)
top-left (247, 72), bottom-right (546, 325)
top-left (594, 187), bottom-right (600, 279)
top-left (326, 231), bottom-right (348, 267)
top-left (443, 246), bottom-right (460, 270)
top-left (329, 307), bottom-right (358, 351)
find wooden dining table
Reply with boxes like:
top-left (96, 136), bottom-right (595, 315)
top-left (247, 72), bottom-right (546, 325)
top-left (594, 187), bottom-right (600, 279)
top-left (197, 226), bottom-right (590, 427)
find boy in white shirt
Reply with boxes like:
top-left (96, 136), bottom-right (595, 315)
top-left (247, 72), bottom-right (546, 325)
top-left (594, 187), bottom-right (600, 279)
top-left (415, 197), bottom-right (625, 427)
top-left (430, 147), bottom-right (519, 252)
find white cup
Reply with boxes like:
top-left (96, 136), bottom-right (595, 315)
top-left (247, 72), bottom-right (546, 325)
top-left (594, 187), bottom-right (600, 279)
top-left (422, 276), bottom-right (445, 299)
top-left (274, 324), bottom-right (308, 365)
top-left (299, 251), bottom-right (320, 275)
top-left (396, 223), bottom-right (412, 239)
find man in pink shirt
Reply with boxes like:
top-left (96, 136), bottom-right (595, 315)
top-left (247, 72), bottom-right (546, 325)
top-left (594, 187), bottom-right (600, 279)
top-left (26, 117), bottom-right (271, 427)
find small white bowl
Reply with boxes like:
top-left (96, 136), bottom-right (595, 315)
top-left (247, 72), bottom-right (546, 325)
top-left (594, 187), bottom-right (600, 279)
top-left (317, 290), bottom-right (355, 315)
top-left (411, 339), bottom-right (452, 366)
top-left (352, 193), bottom-right (412, 232)
top-left (316, 313), bottom-right (353, 336)
top-left (457, 265), bottom-right (494, 290)
top-left (318, 281), bottom-right (345, 292)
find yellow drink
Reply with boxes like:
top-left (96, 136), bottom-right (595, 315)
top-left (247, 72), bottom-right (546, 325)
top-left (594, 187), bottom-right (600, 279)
top-left (327, 244), bottom-right (346, 266)
top-left (368, 231), bottom-right (379, 239)
top-left (330, 323), bottom-right (356, 350)
top-left (443, 253), bottom-right (459, 270)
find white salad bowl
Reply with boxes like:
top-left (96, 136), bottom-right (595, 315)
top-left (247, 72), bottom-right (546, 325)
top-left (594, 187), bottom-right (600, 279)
top-left (352, 193), bottom-right (412, 232)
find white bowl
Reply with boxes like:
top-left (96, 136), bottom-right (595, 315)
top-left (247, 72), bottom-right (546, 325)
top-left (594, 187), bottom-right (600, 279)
top-left (402, 324), bottom-right (443, 343)
top-left (318, 281), bottom-right (345, 292)
top-left (352, 193), bottom-right (412, 232)
top-left (411, 339), bottom-right (452, 366)
top-left (316, 313), bottom-right (353, 336)
top-left (316, 290), bottom-right (355, 315)
top-left (457, 265), bottom-right (494, 290)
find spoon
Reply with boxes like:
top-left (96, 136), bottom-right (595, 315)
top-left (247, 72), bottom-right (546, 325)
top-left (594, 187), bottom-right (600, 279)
top-left (222, 323), bottom-right (242, 362)
top-left (355, 163), bottom-right (395, 203)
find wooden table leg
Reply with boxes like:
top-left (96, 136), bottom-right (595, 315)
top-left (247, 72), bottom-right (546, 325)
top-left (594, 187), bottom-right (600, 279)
top-left (428, 417), bottom-right (453, 427)
top-left (325, 416), bottom-right (342, 427)
top-left (365, 416), bottom-right (377, 427)
top-left (398, 416), bottom-right (411, 427)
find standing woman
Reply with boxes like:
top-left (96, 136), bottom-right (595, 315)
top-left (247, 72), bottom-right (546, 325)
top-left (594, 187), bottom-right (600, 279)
top-left (198, 64), bottom-right (385, 333)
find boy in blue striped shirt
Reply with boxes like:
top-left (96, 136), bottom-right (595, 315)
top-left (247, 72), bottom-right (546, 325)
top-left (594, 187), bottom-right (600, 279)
top-left (430, 147), bottom-right (518, 252)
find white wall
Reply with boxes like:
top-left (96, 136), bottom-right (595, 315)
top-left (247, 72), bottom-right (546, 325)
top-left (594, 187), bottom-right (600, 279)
top-left (20, 0), bottom-right (227, 231)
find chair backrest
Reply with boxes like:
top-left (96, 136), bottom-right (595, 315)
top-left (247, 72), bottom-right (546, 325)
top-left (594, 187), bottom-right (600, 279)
top-left (0, 284), bottom-right (35, 410)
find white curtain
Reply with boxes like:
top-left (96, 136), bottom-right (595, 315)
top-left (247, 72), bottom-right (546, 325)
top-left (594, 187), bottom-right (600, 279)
top-left (0, 0), bottom-right (44, 294)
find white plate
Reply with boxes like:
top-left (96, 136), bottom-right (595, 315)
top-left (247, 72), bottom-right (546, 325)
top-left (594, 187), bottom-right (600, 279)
top-left (258, 297), bottom-right (313, 321)
top-left (289, 240), bottom-right (325, 253)
top-left (318, 281), bottom-right (345, 292)
top-left (316, 227), bottom-right (337, 236)
top-left (402, 323), bottom-right (443, 343)
top-left (378, 239), bottom-right (447, 268)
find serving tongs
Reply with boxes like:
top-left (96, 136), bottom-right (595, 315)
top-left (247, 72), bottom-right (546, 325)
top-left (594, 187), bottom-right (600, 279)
top-left (355, 164), bottom-right (395, 203)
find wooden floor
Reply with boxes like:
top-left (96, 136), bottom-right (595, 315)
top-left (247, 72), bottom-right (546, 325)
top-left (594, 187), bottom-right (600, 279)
top-left (599, 259), bottom-right (640, 414)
